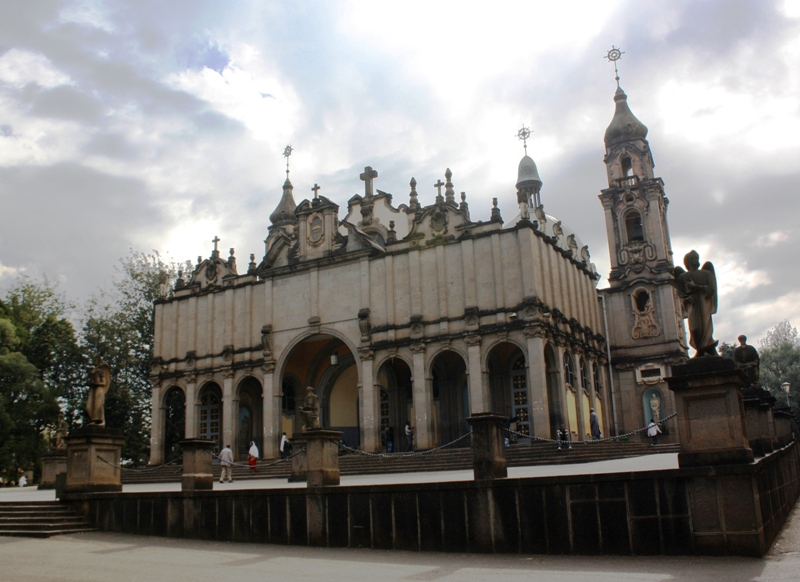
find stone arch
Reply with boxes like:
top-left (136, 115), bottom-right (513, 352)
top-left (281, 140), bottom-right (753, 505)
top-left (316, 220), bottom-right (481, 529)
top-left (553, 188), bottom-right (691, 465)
top-left (480, 336), bottom-right (527, 372)
top-left (486, 341), bottom-right (531, 439)
top-left (375, 356), bottom-right (414, 452)
top-left (429, 349), bottom-right (469, 447)
top-left (278, 330), bottom-right (360, 447)
top-left (275, 327), bottom-right (362, 390)
top-left (236, 375), bottom-right (263, 460)
top-left (162, 385), bottom-right (185, 463)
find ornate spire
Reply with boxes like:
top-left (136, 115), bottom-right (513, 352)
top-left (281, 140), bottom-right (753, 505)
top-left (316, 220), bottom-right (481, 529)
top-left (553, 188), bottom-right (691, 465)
top-left (603, 46), bottom-right (648, 146)
top-left (408, 177), bottom-right (420, 211)
top-left (270, 145), bottom-right (298, 226)
top-left (605, 45), bottom-right (625, 88)
top-left (444, 168), bottom-right (455, 203)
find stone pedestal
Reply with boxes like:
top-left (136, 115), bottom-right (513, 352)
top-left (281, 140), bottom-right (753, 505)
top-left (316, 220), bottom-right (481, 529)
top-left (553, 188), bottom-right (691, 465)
top-left (64, 426), bottom-right (125, 493)
top-left (38, 450), bottom-right (67, 490)
top-left (179, 439), bottom-right (216, 491)
top-left (666, 358), bottom-right (753, 468)
top-left (304, 429), bottom-right (343, 488)
top-left (289, 434), bottom-right (307, 483)
top-left (467, 413), bottom-right (508, 480)
top-left (743, 388), bottom-right (776, 457)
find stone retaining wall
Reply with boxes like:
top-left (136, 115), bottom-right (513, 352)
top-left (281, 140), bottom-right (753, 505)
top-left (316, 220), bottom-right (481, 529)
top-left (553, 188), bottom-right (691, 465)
top-left (64, 442), bottom-right (800, 557)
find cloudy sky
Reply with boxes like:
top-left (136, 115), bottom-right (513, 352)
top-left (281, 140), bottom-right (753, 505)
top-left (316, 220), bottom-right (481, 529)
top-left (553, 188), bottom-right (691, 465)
top-left (1, 0), bottom-right (799, 346)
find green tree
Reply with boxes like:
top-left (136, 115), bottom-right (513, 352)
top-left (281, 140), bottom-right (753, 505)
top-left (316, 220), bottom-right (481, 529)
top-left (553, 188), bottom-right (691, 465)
top-left (759, 321), bottom-right (800, 413)
top-left (0, 317), bottom-right (59, 482)
top-left (81, 250), bottom-right (178, 464)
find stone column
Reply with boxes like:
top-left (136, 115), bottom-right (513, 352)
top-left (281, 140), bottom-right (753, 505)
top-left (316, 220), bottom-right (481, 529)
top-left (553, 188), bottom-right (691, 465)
top-left (358, 349), bottom-right (379, 452)
top-left (64, 427), bottom-right (125, 493)
top-left (149, 381), bottom-right (164, 465)
top-left (467, 412), bottom-right (508, 480)
top-left (525, 330), bottom-right (550, 439)
top-left (411, 343), bottom-right (434, 449)
top-left (179, 438), bottom-right (215, 490)
top-left (466, 336), bottom-right (486, 413)
top-left (222, 373), bottom-right (234, 452)
top-left (184, 380), bottom-right (197, 439)
top-left (262, 367), bottom-right (279, 459)
top-left (665, 358), bottom-right (753, 468)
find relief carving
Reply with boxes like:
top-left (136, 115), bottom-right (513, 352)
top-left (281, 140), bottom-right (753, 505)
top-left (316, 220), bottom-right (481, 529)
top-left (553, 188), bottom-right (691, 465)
top-left (631, 288), bottom-right (661, 339)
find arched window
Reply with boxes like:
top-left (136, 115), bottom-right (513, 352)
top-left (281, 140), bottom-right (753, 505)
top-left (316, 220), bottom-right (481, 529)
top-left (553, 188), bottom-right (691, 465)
top-left (621, 155), bottom-right (633, 177)
top-left (580, 360), bottom-right (589, 390)
top-left (625, 210), bottom-right (644, 243)
top-left (634, 289), bottom-right (651, 313)
top-left (563, 353), bottom-right (576, 387)
top-left (592, 363), bottom-right (603, 395)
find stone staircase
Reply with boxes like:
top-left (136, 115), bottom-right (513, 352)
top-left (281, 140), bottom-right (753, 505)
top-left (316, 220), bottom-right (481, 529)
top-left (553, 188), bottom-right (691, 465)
top-left (121, 439), bottom-right (679, 485)
top-left (0, 501), bottom-right (95, 538)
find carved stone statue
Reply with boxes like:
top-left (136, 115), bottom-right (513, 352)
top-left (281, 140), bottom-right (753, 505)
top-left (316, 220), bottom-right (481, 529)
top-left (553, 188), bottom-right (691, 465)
top-left (86, 355), bottom-right (111, 427)
top-left (649, 392), bottom-right (661, 422)
top-left (674, 250), bottom-right (718, 357)
top-left (733, 334), bottom-right (760, 387)
top-left (54, 413), bottom-right (68, 450)
top-left (299, 386), bottom-right (321, 431)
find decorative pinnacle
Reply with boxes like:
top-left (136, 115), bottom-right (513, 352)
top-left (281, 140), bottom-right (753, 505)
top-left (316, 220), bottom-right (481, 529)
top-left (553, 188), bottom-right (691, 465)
top-left (282, 144), bottom-right (293, 177)
top-left (605, 45), bottom-right (625, 88)
top-left (517, 125), bottom-right (531, 155)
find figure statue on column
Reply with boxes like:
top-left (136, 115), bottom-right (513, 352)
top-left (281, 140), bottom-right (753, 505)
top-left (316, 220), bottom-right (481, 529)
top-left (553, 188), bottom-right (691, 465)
top-left (86, 355), bottom-right (112, 427)
top-left (673, 250), bottom-right (718, 357)
top-left (733, 334), bottom-right (760, 388)
top-left (54, 413), bottom-right (69, 450)
top-left (299, 386), bottom-right (321, 431)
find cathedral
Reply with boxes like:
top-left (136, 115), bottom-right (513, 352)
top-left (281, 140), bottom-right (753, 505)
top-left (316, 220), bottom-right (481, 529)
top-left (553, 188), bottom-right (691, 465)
top-left (148, 81), bottom-right (687, 463)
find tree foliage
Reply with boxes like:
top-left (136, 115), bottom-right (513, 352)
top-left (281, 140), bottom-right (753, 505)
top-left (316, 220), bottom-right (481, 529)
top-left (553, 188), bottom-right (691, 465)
top-left (758, 321), bottom-right (800, 413)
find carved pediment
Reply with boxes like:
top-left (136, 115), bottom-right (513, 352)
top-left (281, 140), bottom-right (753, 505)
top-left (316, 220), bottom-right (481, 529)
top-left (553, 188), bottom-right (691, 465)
top-left (407, 202), bottom-right (471, 244)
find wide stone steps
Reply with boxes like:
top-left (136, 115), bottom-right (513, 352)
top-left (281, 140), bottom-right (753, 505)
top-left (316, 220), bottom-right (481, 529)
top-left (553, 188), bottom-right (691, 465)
top-left (0, 501), bottom-right (95, 538)
top-left (121, 440), bottom-right (679, 484)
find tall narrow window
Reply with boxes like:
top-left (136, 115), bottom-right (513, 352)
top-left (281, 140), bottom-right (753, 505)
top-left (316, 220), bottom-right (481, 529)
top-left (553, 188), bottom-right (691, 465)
top-left (625, 210), bottom-right (644, 242)
top-left (621, 155), bottom-right (633, 177)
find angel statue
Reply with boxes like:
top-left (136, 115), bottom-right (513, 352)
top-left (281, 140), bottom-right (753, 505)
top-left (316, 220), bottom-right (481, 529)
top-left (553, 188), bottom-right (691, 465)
top-left (86, 355), bottom-right (112, 427)
top-left (299, 386), bottom-right (321, 431)
top-left (674, 250), bottom-right (718, 357)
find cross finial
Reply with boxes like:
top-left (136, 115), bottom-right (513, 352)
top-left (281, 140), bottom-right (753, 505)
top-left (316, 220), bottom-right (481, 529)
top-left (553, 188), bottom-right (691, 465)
top-left (605, 45), bottom-right (625, 88)
top-left (283, 144), bottom-right (293, 177)
top-left (311, 183), bottom-right (321, 198)
top-left (212, 236), bottom-right (221, 252)
top-left (360, 166), bottom-right (378, 197)
top-left (434, 179), bottom-right (445, 203)
top-left (517, 125), bottom-right (531, 155)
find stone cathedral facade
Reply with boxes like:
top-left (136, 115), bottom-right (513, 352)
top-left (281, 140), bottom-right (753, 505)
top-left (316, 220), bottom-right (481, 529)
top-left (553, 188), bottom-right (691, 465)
top-left (148, 84), bottom-right (687, 463)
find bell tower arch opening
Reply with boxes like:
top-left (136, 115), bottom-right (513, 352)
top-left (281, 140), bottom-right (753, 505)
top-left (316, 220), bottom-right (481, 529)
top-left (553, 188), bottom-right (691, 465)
top-left (430, 350), bottom-right (469, 447)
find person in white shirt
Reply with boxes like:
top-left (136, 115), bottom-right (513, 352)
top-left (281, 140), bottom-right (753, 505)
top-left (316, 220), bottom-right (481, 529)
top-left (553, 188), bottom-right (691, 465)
top-left (280, 433), bottom-right (290, 459)
top-left (247, 441), bottom-right (259, 473)
top-left (646, 420), bottom-right (662, 445)
top-left (219, 445), bottom-right (234, 483)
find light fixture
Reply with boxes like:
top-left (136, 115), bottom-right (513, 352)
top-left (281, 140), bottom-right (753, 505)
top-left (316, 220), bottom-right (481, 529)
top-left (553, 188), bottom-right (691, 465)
top-left (782, 382), bottom-right (791, 407)
top-left (330, 353), bottom-right (338, 366)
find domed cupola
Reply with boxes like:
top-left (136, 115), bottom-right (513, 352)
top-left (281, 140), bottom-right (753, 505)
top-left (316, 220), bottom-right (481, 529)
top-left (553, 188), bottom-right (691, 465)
top-left (604, 86), bottom-right (648, 146)
top-left (269, 177), bottom-right (298, 226)
top-left (516, 155), bottom-right (543, 191)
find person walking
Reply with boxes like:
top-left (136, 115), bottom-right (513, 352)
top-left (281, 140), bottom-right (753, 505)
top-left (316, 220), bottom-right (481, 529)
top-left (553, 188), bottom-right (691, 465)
top-left (247, 441), bottom-right (259, 473)
top-left (280, 432), bottom-right (290, 459)
top-left (647, 419), bottom-right (662, 445)
top-left (219, 444), bottom-right (234, 483)
top-left (590, 408), bottom-right (602, 440)
top-left (404, 420), bottom-right (414, 451)
top-left (385, 425), bottom-right (394, 453)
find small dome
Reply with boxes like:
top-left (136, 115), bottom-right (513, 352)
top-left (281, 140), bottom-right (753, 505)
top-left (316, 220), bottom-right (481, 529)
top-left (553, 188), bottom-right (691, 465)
top-left (516, 155), bottom-right (543, 189)
top-left (604, 86), bottom-right (648, 146)
top-left (269, 178), bottom-right (298, 226)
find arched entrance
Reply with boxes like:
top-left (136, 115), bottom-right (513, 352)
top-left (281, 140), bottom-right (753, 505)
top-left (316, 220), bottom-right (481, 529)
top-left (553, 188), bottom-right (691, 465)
top-left (545, 344), bottom-right (562, 439)
top-left (163, 386), bottom-right (185, 462)
top-left (431, 350), bottom-right (469, 447)
top-left (281, 334), bottom-right (359, 446)
top-left (377, 358), bottom-right (413, 452)
top-left (487, 343), bottom-right (531, 440)
top-left (237, 377), bottom-right (263, 460)
top-left (198, 382), bottom-right (223, 450)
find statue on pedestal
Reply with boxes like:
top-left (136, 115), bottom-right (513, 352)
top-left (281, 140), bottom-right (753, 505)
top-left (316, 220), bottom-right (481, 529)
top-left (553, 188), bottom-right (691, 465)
top-left (299, 386), bottom-right (321, 431)
top-left (674, 250), bottom-right (718, 357)
top-left (733, 334), bottom-right (760, 388)
top-left (86, 355), bottom-right (111, 427)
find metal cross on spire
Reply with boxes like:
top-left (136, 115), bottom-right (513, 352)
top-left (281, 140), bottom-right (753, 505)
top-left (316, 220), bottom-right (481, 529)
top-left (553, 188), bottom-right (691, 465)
top-left (605, 45), bottom-right (625, 88)
top-left (283, 144), bottom-right (293, 177)
top-left (212, 236), bottom-right (220, 252)
top-left (517, 125), bottom-right (532, 155)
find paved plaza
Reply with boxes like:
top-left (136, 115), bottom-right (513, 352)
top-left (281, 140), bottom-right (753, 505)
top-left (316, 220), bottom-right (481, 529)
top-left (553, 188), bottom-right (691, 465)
top-left (3, 454), bottom-right (800, 581)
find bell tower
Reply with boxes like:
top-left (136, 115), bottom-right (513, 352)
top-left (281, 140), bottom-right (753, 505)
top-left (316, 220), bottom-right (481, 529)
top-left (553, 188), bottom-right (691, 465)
top-left (597, 48), bottom-right (686, 440)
